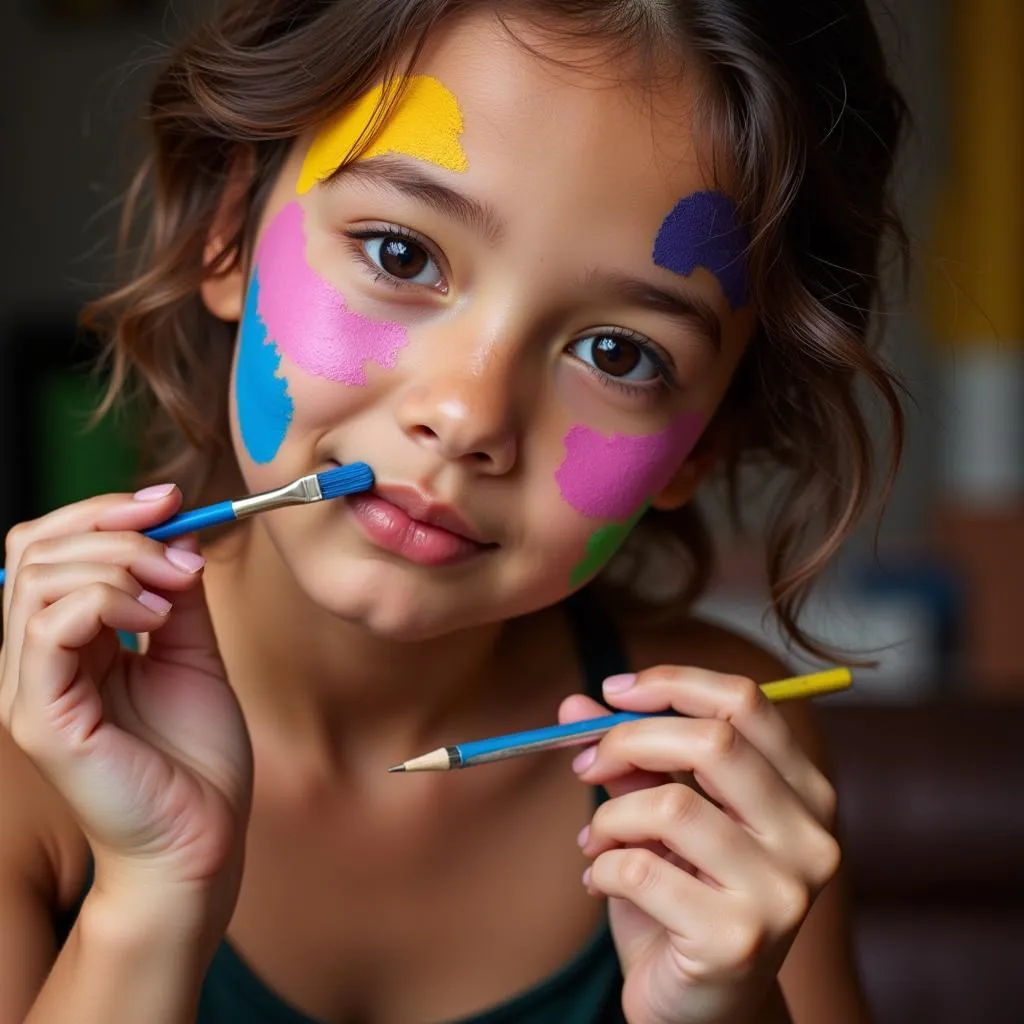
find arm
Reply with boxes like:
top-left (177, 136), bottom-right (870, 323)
top-left (0, 729), bottom-right (214, 1024)
top-left (776, 699), bottom-right (872, 1024)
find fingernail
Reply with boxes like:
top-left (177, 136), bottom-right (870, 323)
top-left (603, 673), bottom-right (636, 694)
top-left (576, 824), bottom-right (590, 848)
top-left (582, 866), bottom-right (593, 887)
top-left (137, 590), bottom-right (172, 615)
top-left (572, 745), bottom-right (597, 774)
top-left (165, 547), bottom-right (206, 573)
top-left (134, 484), bottom-right (175, 501)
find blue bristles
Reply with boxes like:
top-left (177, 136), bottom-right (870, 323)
top-left (317, 462), bottom-right (374, 500)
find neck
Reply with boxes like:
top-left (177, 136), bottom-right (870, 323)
top-left (202, 523), bottom-right (559, 777)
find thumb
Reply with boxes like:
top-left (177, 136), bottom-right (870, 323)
top-left (145, 537), bottom-right (224, 678)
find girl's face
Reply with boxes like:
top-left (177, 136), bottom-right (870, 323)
top-left (212, 12), bottom-right (756, 639)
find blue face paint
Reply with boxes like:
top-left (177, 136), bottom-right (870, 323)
top-left (652, 191), bottom-right (749, 311)
top-left (236, 273), bottom-right (294, 463)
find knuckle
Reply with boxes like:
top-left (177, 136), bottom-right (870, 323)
top-left (641, 664), bottom-right (679, 686)
top-left (24, 609), bottom-right (56, 647)
top-left (724, 675), bottom-right (762, 717)
top-left (723, 917), bottom-right (766, 970)
top-left (616, 848), bottom-right (661, 894)
top-left (812, 775), bottom-right (839, 825)
top-left (19, 536), bottom-right (54, 569)
top-left (4, 521), bottom-right (35, 562)
top-left (773, 875), bottom-right (811, 931)
top-left (698, 719), bottom-right (738, 761)
top-left (15, 561), bottom-right (48, 594)
top-left (652, 783), bottom-right (702, 828)
top-left (807, 831), bottom-right (842, 888)
top-left (80, 581), bottom-right (117, 612)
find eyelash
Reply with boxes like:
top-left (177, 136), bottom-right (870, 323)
top-left (343, 225), bottom-right (677, 395)
top-left (574, 328), bottom-right (677, 396)
top-left (345, 224), bottom-right (448, 293)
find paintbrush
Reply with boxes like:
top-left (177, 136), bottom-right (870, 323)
top-left (0, 462), bottom-right (374, 586)
top-left (387, 667), bottom-right (851, 772)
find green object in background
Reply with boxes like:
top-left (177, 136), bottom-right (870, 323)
top-left (36, 372), bottom-right (139, 512)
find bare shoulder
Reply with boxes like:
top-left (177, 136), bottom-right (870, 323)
top-left (621, 612), bottom-right (829, 767)
top-left (0, 725), bottom-right (89, 1019)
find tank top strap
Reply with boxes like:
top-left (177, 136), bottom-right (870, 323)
top-left (564, 587), bottom-right (631, 701)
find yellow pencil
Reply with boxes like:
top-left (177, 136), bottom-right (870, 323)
top-left (388, 667), bottom-right (852, 772)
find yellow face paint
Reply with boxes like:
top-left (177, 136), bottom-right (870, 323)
top-left (297, 75), bottom-right (468, 193)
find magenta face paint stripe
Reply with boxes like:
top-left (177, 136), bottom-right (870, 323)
top-left (555, 413), bottom-right (705, 521)
top-left (256, 202), bottom-right (408, 385)
top-left (652, 191), bottom-right (749, 311)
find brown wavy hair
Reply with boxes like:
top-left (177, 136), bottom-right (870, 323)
top-left (85, 0), bottom-right (908, 658)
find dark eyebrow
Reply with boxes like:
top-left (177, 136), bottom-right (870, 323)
top-left (584, 269), bottom-right (723, 353)
top-left (327, 155), bottom-right (506, 246)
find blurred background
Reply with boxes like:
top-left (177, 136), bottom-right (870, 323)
top-left (0, 0), bottom-right (1022, 1020)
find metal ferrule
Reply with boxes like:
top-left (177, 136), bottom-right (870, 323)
top-left (232, 474), bottom-right (324, 519)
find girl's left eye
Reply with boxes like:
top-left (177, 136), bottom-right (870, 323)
top-left (361, 233), bottom-right (444, 289)
top-left (568, 333), bottom-right (665, 384)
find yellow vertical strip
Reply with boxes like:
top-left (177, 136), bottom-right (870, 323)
top-left (929, 0), bottom-right (1023, 344)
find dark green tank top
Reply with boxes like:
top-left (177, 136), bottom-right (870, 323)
top-left (55, 590), bottom-right (628, 1023)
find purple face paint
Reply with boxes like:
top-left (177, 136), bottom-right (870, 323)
top-left (256, 202), bottom-right (408, 385)
top-left (555, 413), bottom-right (704, 521)
top-left (652, 191), bottom-right (749, 311)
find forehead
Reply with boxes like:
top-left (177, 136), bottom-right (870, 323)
top-left (406, 12), bottom-right (718, 211)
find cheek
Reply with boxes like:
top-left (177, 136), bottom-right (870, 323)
top-left (554, 414), bottom-right (705, 521)
top-left (234, 201), bottom-right (411, 464)
top-left (235, 273), bottom-right (293, 465)
top-left (257, 202), bottom-right (409, 386)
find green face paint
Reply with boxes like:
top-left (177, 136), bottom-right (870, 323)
top-left (568, 503), bottom-right (649, 589)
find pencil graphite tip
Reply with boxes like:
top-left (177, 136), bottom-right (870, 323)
top-left (387, 764), bottom-right (406, 773)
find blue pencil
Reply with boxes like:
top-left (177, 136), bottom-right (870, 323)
top-left (0, 463), bottom-right (374, 587)
top-left (386, 668), bottom-right (852, 772)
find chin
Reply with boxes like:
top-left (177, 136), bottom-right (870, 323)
top-left (294, 555), bottom-right (492, 642)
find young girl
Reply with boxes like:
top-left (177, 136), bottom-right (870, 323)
top-left (0, 1), bottom-right (906, 1022)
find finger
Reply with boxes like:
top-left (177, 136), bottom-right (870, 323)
top-left (560, 696), bottom-right (668, 797)
top-left (587, 845), bottom-right (723, 949)
top-left (588, 848), bottom-right (779, 977)
top-left (576, 715), bottom-right (820, 866)
top-left (3, 485), bottom-right (182, 624)
top-left (583, 782), bottom-right (768, 891)
top-left (7, 583), bottom-right (172, 737)
top-left (599, 668), bottom-right (834, 825)
top-left (143, 537), bottom-right (223, 680)
top-left (3, 542), bottom-right (205, 702)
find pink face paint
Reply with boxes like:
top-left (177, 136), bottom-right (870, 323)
top-left (555, 413), bottom-right (705, 520)
top-left (256, 202), bottom-right (408, 385)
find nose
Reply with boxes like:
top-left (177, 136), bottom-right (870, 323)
top-left (396, 348), bottom-right (520, 475)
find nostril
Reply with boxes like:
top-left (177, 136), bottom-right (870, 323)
top-left (472, 451), bottom-right (490, 463)
top-left (411, 425), bottom-right (439, 442)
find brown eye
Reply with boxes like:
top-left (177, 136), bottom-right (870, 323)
top-left (569, 333), bottom-right (661, 383)
top-left (363, 234), bottom-right (443, 287)
top-left (380, 237), bottom-right (428, 278)
top-left (592, 336), bottom-right (641, 376)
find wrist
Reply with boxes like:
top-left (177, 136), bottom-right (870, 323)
top-left (86, 862), bottom-right (238, 956)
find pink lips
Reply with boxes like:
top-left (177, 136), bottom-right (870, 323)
top-left (347, 485), bottom-right (492, 567)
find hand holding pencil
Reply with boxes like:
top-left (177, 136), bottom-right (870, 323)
top-left (546, 663), bottom-right (843, 1024)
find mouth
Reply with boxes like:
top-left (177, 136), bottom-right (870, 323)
top-left (337, 472), bottom-right (497, 567)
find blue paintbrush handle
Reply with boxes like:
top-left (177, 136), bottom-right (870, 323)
top-left (143, 500), bottom-right (236, 542)
top-left (0, 500), bottom-right (236, 585)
